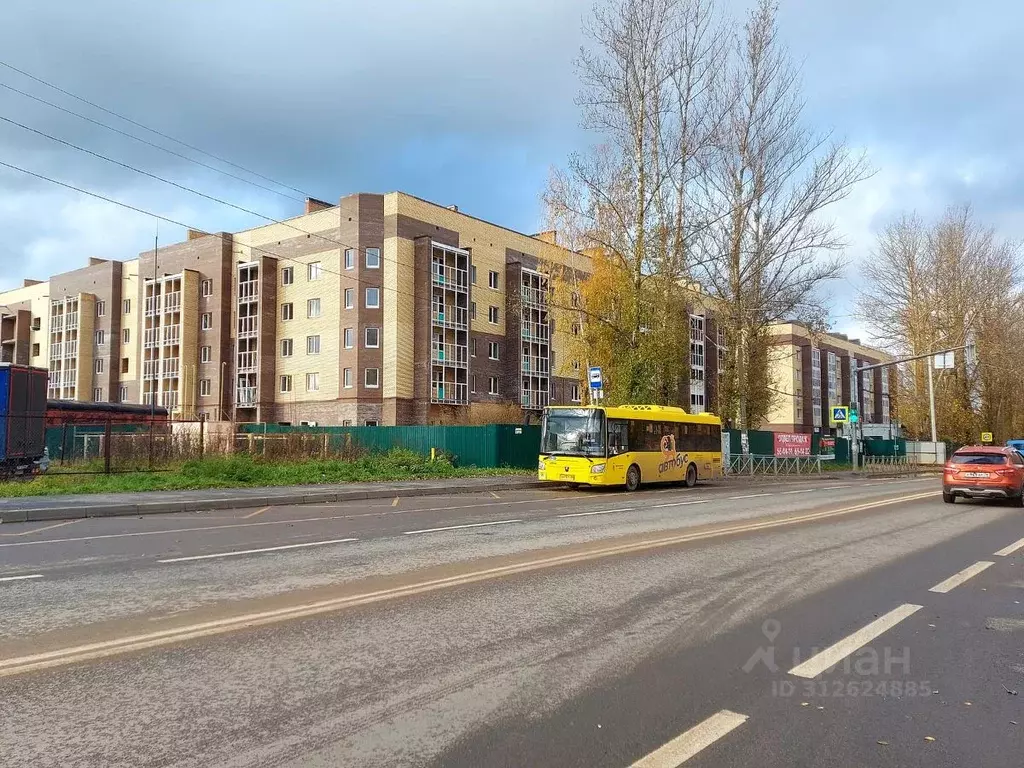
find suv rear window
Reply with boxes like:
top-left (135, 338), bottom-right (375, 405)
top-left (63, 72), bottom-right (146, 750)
top-left (951, 453), bottom-right (1007, 465)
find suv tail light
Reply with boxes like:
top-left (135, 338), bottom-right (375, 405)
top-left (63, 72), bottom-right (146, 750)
top-left (996, 468), bottom-right (1017, 477)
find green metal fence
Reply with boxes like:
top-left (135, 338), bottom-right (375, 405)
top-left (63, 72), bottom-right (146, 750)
top-left (237, 423), bottom-right (542, 469)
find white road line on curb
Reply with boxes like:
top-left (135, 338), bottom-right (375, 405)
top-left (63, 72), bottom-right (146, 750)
top-left (789, 604), bottom-right (923, 679)
top-left (403, 519), bottom-right (522, 535)
top-left (630, 710), bottom-right (749, 767)
top-left (728, 493), bottom-right (770, 500)
top-left (928, 561), bottom-right (994, 593)
top-left (653, 500), bottom-right (710, 508)
top-left (994, 537), bottom-right (1024, 557)
top-left (158, 538), bottom-right (359, 563)
top-left (0, 574), bottom-right (44, 583)
top-left (558, 508), bottom-right (630, 518)
top-left (0, 520), bottom-right (78, 537)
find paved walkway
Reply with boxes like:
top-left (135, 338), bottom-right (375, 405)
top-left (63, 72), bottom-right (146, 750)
top-left (0, 475), bottom-right (544, 523)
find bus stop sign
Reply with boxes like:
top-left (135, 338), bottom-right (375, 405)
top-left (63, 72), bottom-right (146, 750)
top-left (589, 367), bottom-right (603, 389)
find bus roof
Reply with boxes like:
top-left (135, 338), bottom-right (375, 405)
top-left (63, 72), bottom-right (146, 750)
top-left (545, 404), bottom-right (722, 425)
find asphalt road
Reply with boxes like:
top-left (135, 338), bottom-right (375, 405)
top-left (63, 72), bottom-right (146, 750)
top-left (1, 476), bottom-right (1022, 767)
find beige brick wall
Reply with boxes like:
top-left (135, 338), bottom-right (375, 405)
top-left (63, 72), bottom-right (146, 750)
top-left (76, 293), bottom-right (96, 399)
top-left (180, 270), bottom-right (201, 417)
top-left (0, 281), bottom-right (51, 365)
top-left (383, 235), bottom-right (415, 399)
top-left (122, 260), bottom-right (139, 388)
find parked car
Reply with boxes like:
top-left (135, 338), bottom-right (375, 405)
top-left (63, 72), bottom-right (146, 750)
top-left (1007, 439), bottom-right (1024, 453)
top-left (943, 445), bottom-right (1024, 504)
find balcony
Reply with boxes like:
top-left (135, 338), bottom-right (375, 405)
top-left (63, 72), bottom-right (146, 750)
top-left (163, 291), bottom-right (181, 313)
top-left (431, 381), bottom-right (468, 405)
top-left (143, 360), bottom-right (160, 380)
top-left (237, 350), bottom-right (258, 372)
top-left (162, 359), bottom-right (180, 378)
top-left (521, 322), bottom-right (550, 342)
top-left (51, 316), bottom-right (63, 332)
top-left (158, 391), bottom-right (179, 410)
top-left (431, 306), bottom-right (468, 329)
top-left (521, 355), bottom-right (550, 375)
top-left (144, 328), bottom-right (161, 348)
top-left (238, 315), bottom-right (258, 337)
top-left (431, 343), bottom-right (468, 368)
top-left (49, 343), bottom-right (62, 360)
top-left (162, 326), bottom-right (181, 346)
top-left (235, 386), bottom-right (258, 407)
top-left (239, 280), bottom-right (259, 302)
top-left (65, 312), bottom-right (78, 330)
top-left (145, 296), bottom-right (161, 316)
top-left (431, 264), bottom-right (469, 292)
top-left (520, 286), bottom-right (547, 307)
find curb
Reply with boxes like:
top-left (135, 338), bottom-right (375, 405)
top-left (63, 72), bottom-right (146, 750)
top-left (0, 478), bottom-right (549, 524)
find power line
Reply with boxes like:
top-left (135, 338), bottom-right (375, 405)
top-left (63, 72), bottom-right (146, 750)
top-left (0, 79), bottom-right (303, 202)
top-left (0, 58), bottom-right (311, 199)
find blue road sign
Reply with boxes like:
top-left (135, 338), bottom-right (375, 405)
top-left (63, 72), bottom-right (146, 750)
top-left (588, 366), bottom-right (603, 389)
top-left (831, 406), bottom-right (849, 423)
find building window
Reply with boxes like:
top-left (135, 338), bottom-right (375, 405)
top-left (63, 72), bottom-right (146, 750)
top-left (344, 249), bottom-right (355, 270)
top-left (572, 359), bottom-right (580, 372)
top-left (470, 302), bottom-right (477, 320)
top-left (95, 358), bottom-right (104, 374)
top-left (471, 375), bottom-right (477, 393)
top-left (365, 247), bottom-right (380, 269)
top-left (344, 328), bottom-right (354, 349)
top-left (122, 299), bottom-right (131, 314)
top-left (280, 375), bottom-right (293, 393)
top-left (362, 419), bottom-right (377, 427)
top-left (281, 338), bottom-right (293, 357)
top-left (471, 264), bottom-right (477, 285)
top-left (344, 288), bottom-right (354, 309)
top-left (570, 384), bottom-right (581, 402)
top-left (32, 316), bottom-right (41, 330)
top-left (201, 313), bottom-right (212, 330)
top-left (365, 287), bottom-right (380, 308)
top-left (488, 270), bottom-right (499, 289)
top-left (306, 335), bottom-right (321, 355)
top-left (95, 330), bottom-right (106, 345)
top-left (342, 419), bottom-right (353, 426)
top-left (122, 328), bottom-right (130, 344)
top-left (201, 279), bottom-right (213, 297)
top-left (200, 345), bottom-right (212, 363)
top-left (488, 376), bottom-right (499, 395)
top-left (119, 384), bottom-right (128, 402)
top-left (571, 323), bottom-right (580, 336)
top-left (365, 367), bottom-right (380, 388)
top-left (306, 372), bottom-right (319, 392)
top-left (307, 262), bottom-right (322, 281)
top-left (93, 388), bottom-right (103, 402)
top-left (200, 379), bottom-right (211, 396)
top-left (31, 343), bottom-right (40, 357)
top-left (471, 338), bottom-right (477, 357)
top-left (121, 357), bottom-right (129, 374)
top-left (365, 327), bottom-right (379, 348)
top-left (343, 367), bottom-right (353, 388)
top-left (488, 341), bottom-right (499, 360)
top-left (282, 302), bottom-right (294, 321)
top-left (307, 298), bottom-right (321, 318)
top-left (488, 306), bottom-right (499, 324)
top-left (282, 266), bottom-right (294, 285)
top-left (96, 300), bottom-right (106, 317)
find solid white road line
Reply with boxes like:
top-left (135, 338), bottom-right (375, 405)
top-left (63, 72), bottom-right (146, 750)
top-left (728, 493), bottom-right (770, 500)
top-left (402, 519), bottom-right (522, 535)
top-left (994, 537), bottom-right (1024, 557)
top-left (653, 500), bottom-right (710, 508)
top-left (789, 604), bottom-right (923, 679)
top-left (0, 574), bottom-right (44, 583)
top-left (0, 520), bottom-right (78, 537)
top-left (819, 485), bottom-right (853, 490)
top-left (781, 488), bottom-right (815, 495)
top-left (158, 538), bottom-right (359, 563)
top-left (557, 508), bottom-right (630, 518)
top-left (928, 561), bottom-right (994, 593)
top-left (630, 710), bottom-right (749, 767)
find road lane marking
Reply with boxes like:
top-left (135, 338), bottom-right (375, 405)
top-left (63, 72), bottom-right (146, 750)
top-left (0, 520), bottom-right (78, 537)
top-left (242, 506), bottom-right (271, 520)
top-left (653, 500), bottom-right (710, 508)
top-left (728, 493), bottom-right (770, 500)
top-left (0, 490), bottom-right (937, 678)
top-left (820, 485), bottom-right (852, 490)
top-left (392, 497), bottom-right (400, 507)
top-left (994, 537), bottom-right (1024, 557)
top-left (403, 519), bottom-right (522, 535)
top-left (928, 561), bottom-right (994, 593)
top-left (630, 710), bottom-right (749, 767)
top-left (489, 491), bottom-right (500, 499)
top-left (781, 489), bottom-right (815, 495)
top-left (789, 604), bottom-right (923, 679)
top-left (0, 574), bottom-right (44, 583)
top-left (558, 508), bottom-right (630, 518)
top-left (158, 538), bottom-right (359, 563)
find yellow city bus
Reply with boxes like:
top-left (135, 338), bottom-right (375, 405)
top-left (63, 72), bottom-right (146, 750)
top-left (538, 404), bottom-right (723, 490)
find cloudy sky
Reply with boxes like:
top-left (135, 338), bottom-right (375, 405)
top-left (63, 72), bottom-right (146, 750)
top-left (0, 0), bottom-right (1020, 339)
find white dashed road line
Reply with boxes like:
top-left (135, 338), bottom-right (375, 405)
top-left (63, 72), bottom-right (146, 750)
top-left (728, 493), bottom-right (770, 500)
top-left (994, 537), bottom-right (1024, 557)
top-left (403, 519), bottom-right (522, 535)
top-left (158, 538), bottom-right (359, 563)
top-left (0, 574), bottom-right (44, 583)
top-left (780, 489), bottom-right (815, 495)
top-left (558, 508), bottom-right (631, 518)
top-left (928, 561), bottom-right (994, 593)
top-left (789, 604), bottom-right (923, 679)
top-left (653, 500), bottom-right (710, 509)
top-left (630, 710), bottom-right (749, 767)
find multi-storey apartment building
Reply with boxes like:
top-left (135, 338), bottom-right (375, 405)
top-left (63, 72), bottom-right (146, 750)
top-left (765, 322), bottom-right (893, 434)
top-left (0, 192), bottom-right (603, 426)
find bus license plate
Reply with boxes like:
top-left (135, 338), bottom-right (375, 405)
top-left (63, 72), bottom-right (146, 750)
top-left (559, 474), bottom-right (574, 481)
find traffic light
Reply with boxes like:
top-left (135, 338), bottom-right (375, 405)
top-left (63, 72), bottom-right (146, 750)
top-left (849, 407), bottom-right (859, 424)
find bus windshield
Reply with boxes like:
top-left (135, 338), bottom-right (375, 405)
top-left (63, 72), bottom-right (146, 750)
top-left (540, 408), bottom-right (605, 457)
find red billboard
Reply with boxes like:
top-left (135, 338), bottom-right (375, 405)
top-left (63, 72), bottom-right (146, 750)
top-left (774, 432), bottom-right (812, 457)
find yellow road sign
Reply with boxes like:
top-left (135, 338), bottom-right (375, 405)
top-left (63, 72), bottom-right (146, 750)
top-left (981, 431), bottom-right (993, 443)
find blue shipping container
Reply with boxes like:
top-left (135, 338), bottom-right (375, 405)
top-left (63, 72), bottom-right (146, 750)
top-left (0, 363), bottom-right (48, 464)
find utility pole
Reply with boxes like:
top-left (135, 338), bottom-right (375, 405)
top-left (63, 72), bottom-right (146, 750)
top-left (927, 359), bottom-right (938, 444)
top-left (151, 230), bottom-right (158, 418)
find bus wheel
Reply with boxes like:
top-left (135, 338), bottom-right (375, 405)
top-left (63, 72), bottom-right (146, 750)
top-left (625, 464), bottom-right (641, 491)
top-left (684, 463), bottom-right (698, 488)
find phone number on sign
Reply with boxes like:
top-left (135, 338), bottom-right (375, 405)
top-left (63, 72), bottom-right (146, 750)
top-left (774, 680), bottom-right (933, 698)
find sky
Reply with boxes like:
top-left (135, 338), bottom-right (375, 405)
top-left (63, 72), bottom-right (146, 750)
top-left (0, 0), bottom-right (1021, 342)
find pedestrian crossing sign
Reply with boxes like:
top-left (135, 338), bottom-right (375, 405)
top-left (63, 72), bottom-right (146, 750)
top-left (831, 406), bottom-right (849, 424)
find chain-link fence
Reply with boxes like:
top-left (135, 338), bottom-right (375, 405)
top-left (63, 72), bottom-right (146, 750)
top-left (47, 418), bottom-right (211, 474)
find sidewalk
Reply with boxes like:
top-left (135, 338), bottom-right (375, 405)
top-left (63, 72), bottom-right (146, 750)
top-left (0, 476), bottom-right (547, 524)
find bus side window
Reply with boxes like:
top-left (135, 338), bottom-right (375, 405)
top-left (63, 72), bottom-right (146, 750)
top-left (608, 419), bottom-right (629, 455)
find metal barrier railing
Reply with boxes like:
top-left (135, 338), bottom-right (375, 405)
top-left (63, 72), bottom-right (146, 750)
top-left (727, 454), bottom-right (822, 475)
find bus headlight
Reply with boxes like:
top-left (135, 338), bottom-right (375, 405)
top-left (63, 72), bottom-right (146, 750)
top-left (591, 463), bottom-right (606, 474)
top-left (538, 459), bottom-right (546, 471)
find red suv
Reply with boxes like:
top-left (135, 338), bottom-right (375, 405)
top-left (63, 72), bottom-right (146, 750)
top-left (943, 446), bottom-right (1024, 504)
